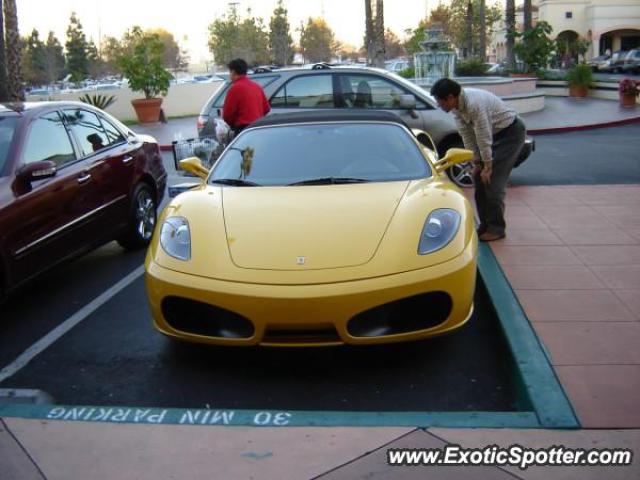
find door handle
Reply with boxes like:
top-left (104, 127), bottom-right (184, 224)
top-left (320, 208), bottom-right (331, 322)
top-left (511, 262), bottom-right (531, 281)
top-left (123, 155), bottom-right (134, 165)
top-left (77, 172), bottom-right (92, 184)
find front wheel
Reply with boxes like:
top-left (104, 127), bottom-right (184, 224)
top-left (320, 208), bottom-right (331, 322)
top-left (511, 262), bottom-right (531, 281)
top-left (117, 183), bottom-right (157, 250)
top-left (441, 140), bottom-right (474, 188)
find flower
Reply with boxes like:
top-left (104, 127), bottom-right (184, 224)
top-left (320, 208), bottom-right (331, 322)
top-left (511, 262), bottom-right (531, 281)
top-left (619, 78), bottom-right (640, 97)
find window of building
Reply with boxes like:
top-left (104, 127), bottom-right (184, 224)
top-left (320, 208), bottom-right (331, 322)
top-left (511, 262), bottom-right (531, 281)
top-left (565, 12), bottom-right (573, 19)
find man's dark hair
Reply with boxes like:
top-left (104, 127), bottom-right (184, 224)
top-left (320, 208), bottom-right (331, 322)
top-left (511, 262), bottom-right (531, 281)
top-left (430, 78), bottom-right (461, 99)
top-left (228, 58), bottom-right (248, 75)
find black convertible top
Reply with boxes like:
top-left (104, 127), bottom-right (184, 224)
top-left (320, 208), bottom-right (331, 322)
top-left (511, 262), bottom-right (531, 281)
top-left (248, 110), bottom-right (412, 130)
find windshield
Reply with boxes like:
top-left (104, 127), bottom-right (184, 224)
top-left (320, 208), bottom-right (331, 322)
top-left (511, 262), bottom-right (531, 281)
top-left (0, 116), bottom-right (18, 174)
top-left (209, 122), bottom-right (431, 187)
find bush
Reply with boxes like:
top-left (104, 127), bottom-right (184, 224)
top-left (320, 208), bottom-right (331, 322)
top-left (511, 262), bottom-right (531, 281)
top-left (117, 27), bottom-right (172, 99)
top-left (566, 63), bottom-right (593, 87)
top-left (398, 66), bottom-right (415, 79)
top-left (512, 21), bottom-right (555, 73)
top-left (79, 93), bottom-right (117, 110)
top-left (455, 58), bottom-right (488, 77)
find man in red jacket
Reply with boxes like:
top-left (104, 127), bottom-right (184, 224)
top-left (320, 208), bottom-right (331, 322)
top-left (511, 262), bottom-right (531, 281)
top-left (222, 58), bottom-right (271, 136)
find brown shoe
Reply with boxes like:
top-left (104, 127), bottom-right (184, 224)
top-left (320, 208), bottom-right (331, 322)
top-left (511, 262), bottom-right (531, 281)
top-left (479, 232), bottom-right (505, 242)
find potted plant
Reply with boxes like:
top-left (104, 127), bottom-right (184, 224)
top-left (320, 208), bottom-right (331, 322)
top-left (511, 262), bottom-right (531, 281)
top-left (619, 78), bottom-right (639, 108)
top-left (566, 63), bottom-right (593, 98)
top-left (118, 27), bottom-right (172, 123)
top-left (511, 21), bottom-right (555, 76)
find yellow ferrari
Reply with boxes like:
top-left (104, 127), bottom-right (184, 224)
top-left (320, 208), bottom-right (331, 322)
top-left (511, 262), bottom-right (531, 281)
top-left (145, 111), bottom-right (477, 346)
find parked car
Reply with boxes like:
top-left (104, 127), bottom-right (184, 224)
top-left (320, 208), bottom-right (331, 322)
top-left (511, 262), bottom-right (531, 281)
top-left (599, 51), bottom-right (627, 72)
top-left (147, 110), bottom-right (477, 346)
top-left (587, 54), bottom-right (610, 72)
top-left (622, 49), bottom-right (640, 74)
top-left (385, 58), bottom-right (410, 73)
top-left (0, 102), bottom-right (167, 299)
top-left (196, 65), bottom-right (535, 188)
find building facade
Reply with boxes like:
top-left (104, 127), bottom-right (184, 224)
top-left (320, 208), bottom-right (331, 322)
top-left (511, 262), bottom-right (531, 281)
top-left (538, 0), bottom-right (640, 57)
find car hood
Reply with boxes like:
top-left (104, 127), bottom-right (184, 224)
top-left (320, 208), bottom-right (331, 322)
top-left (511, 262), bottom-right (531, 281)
top-left (222, 182), bottom-right (410, 271)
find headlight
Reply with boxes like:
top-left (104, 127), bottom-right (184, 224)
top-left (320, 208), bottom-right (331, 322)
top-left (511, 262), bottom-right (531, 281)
top-left (160, 217), bottom-right (191, 261)
top-left (418, 209), bottom-right (461, 255)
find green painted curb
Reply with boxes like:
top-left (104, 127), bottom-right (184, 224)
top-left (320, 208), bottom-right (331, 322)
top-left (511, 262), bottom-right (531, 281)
top-left (0, 403), bottom-right (539, 428)
top-left (477, 243), bottom-right (580, 429)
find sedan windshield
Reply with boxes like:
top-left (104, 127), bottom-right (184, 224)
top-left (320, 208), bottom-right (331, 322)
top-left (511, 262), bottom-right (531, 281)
top-left (0, 116), bottom-right (18, 174)
top-left (209, 123), bottom-right (431, 187)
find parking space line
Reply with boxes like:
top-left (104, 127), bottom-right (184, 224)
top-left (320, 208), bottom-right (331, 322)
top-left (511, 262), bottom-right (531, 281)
top-left (0, 265), bottom-right (144, 384)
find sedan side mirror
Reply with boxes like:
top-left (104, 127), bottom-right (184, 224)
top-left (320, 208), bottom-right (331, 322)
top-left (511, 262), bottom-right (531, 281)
top-left (179, 156), bottom-right (209, 180)
top-left (434, 148), bottom-right (474, 174)
top-left (16, 161), bottom-right (57, 183)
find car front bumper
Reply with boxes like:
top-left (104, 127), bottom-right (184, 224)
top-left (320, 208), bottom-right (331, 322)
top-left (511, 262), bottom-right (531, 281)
top-left (145, 241), bottom-right (477, 347)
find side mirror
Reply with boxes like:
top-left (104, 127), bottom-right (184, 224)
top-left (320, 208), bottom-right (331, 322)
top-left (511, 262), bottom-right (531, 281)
top-left (434, 148), bottom-right (474, 174)
top-left (179, 156), bottom-right (209, 180)
top-left (399, 94), bottom-right (417, 110)
top-left (16, 161), bottom-right (57, 183)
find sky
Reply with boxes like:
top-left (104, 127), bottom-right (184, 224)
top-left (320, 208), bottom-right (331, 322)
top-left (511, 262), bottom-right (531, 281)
top-left (16, 0), bottom-right (439, 63)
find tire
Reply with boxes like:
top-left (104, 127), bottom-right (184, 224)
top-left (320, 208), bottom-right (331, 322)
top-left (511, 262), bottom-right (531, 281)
top-left (440, 139), bottom-right (475, 188)
top-left (117, 183), bottom-right (157, 250)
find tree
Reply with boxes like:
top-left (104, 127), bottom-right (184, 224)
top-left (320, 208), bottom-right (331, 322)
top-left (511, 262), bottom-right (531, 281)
top-left (208, 6), bottom-right (269, 67)
top-left (86, 39), bottom-right (103, 79)
top-left (43, 32), bottom-right (65, 84)
top-left (384, 29), bottom-right (405, 60)
top-left (513, 21), bottom-right (554, 72)
top-left (117, 27), bottom-right (171, 99)
top-left (0, 4), bottom-right (9, 101)
top-left (65, 12), bottom-right (89, 82)
top-left (523, 0), bottom-right (532, 31)
top-left (364, 0), bottom-right (385, 67)
top-left (148, 29), bottom-right (189, 74)
top-left (101, 36), bottom-right (124, 75)
top-left (21, 29), bottom-right (47, 86)
top-left (4, 0), bottom-right (24, 100)
top-left (448, 0), bottom-right (502, 58)
top-left (300, 17), bottom-right (335, 63)
top-left (478, 0), bottom-right (486, 60)
top-left (505, 0), bottom-right (516, 69)
top-left (464, 0), bottom-right (473, 58)
top-left (269, 0), bottom-right (294, 66)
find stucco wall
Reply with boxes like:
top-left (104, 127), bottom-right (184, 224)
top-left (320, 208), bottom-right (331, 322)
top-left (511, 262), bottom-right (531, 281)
top-left (25, 82), bottom-right (224, 123)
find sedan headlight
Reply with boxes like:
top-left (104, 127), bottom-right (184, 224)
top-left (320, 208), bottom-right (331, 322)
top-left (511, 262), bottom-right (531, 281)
top-left (418, 209), bottom-right (461, 255)
top-left (160, 217), bottom-right (191, 261)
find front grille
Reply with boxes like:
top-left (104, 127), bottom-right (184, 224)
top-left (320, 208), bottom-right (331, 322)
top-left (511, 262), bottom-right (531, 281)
top-left (262, 324), bottom-right (341, 344)
top-left (161, 296), bottom-right (254, 339)
top-left (347, 291), bottom-right (452, 337)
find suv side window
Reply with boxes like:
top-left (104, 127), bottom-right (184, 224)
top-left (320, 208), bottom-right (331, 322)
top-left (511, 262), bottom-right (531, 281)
top-left (338, 74), bottom-right (429, 110)
top-left (212, 76), bottom-right (279, 109)
top-left (271, 74), bottom-right (335, 108)
top-left (22, 112), bottom-right (76, 168)
top-left (63, 109), bottom-right (110, 156)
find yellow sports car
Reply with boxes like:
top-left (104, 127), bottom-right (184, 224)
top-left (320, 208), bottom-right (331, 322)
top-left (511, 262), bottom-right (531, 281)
top-left (145, 111), bottom-right (477, 346)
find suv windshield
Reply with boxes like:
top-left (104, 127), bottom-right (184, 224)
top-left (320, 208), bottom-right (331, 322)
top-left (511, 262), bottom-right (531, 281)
top-left (209, 122), bottom-right (430, 186)
top-left (0, 116), bottom-right (18, 174)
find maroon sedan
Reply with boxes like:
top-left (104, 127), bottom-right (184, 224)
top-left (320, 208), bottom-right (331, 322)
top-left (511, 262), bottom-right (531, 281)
top-left (0, 102), bottom-right (167, 298)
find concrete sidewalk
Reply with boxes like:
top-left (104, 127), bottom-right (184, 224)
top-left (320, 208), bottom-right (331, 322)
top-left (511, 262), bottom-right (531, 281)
top-left (130, 97), bottom-right (640, 148)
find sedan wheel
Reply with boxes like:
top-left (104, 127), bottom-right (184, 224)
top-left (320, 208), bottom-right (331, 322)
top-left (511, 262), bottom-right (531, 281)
top-left (447, 162), bottom-right (475, 188)
top-left (118, 183), bottom-right (157, 250)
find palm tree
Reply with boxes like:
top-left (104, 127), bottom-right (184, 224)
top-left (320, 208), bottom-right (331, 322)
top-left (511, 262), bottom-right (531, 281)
top-left (0, 2), bottom-right (10, 101)
top-left (505, 0), bottom-right (516, 70)
top-left (3, 0), bottom-right (24, 100)
top-left (465, 0), bottom-right (473, 58)
top-left (364, 0), bottom-right (385, 67)
top-left (479, 0), bottom-right (487, 61)
top-left (524, 0), bottom-right (533, 31)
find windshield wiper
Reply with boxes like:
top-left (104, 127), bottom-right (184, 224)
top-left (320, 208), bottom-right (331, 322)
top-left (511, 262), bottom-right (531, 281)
top-left (210, 178), bottom-right (261, 187)
top-left (288, 177), bottom-right (370, 186)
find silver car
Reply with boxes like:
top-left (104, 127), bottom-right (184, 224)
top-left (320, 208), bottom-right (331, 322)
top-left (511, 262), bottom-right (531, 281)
top-left (197, 65), bottom-right (533, 187)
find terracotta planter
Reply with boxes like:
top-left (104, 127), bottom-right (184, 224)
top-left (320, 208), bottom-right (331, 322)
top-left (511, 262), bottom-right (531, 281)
top-left (131, 98), bottom-right (163, 123)
top-left (568, 85), bottom-right (588, 98)
top-left (620, 93), bottom-right (637, 108)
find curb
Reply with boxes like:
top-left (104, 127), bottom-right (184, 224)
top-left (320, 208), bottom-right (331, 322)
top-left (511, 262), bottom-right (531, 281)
top-left (528, 115), bottom-right (640, 134)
